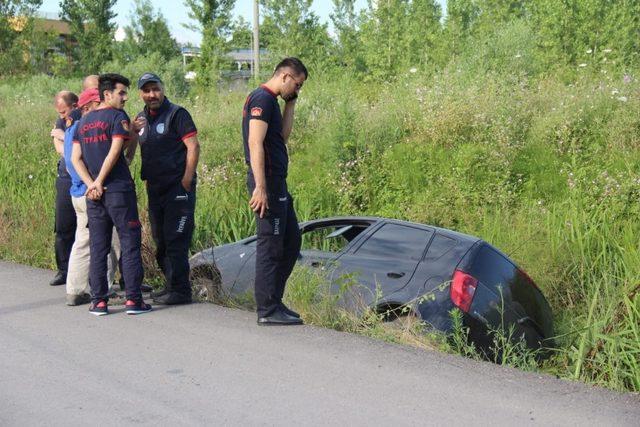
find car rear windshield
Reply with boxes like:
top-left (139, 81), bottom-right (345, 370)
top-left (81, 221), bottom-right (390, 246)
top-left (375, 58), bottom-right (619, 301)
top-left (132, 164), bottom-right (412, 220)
top-left (467, 244), bottom-right (549, 333)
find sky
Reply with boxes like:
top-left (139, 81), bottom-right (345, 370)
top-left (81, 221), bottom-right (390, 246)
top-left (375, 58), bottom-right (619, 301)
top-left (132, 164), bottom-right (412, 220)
top-left (39, 0), bottom-right (445, 45)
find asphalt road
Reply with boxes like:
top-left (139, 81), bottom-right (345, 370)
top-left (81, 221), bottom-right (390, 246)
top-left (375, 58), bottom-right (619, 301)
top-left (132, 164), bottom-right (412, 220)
top-left (1, 261), bottom-right (638, 426)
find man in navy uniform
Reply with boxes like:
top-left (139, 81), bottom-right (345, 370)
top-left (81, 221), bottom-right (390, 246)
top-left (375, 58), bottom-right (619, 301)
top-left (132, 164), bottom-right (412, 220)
top-left (131, 73), bottom-right (200, 305)
top-left (71, 73), bottom-right (151, 316)
top-left (242, 57), bottom-right (308, 325)
top-left (49, 91), bottom-right (81, 286)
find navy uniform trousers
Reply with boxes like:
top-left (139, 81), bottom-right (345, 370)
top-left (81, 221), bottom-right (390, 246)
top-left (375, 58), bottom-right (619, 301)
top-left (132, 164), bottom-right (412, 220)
top-left (146, 181), bottom-right (196, 296)
top-left (247, 173), bottom-right (302, 317)
top-left (87, 190), bottom-right (143, 302)
top-left (54, 175), bottom-right (76, 276)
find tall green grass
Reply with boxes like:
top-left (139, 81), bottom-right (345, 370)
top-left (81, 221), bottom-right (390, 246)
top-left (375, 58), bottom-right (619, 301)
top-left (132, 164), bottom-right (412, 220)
top-left (1, 65), bottom-right (638, 391)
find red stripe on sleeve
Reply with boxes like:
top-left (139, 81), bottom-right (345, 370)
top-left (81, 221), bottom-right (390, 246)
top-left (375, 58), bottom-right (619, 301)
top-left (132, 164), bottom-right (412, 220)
top-left (181, 131), bottom-right (197, 141)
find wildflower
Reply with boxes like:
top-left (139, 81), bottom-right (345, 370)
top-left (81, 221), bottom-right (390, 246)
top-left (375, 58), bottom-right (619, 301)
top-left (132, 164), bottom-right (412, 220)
top-left (617, 96), bottom-right (628, 102)
top-left (623, 74), bottom-right (632, 84)
top-left (603, 48), bottom-right (612, 53)
top-left (586, 49), bottom-right (592, 54)
top-left (611, 89), bottom-right (619, 95)
top-left (409, 68), bottom-right (417, 73)
top-left (28, 174), bottom-right (33, 179)
top-left (514, 54), bottom-right (522, 58)
top-left (578, 63), bottom-right (587, 67)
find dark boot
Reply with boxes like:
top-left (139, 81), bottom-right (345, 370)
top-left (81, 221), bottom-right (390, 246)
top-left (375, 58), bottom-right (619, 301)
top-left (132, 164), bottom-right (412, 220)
top-left (153, 292), bottom-right (192, 305)
top-left (49, 271), bottom-right (66, 286)
top-left (151, 287), bottom-right (169, 298)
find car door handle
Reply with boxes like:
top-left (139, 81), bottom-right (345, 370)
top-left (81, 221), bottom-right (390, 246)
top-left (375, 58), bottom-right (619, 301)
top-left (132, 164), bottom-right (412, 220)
top-left (387, 272), bottom-right (405, 278)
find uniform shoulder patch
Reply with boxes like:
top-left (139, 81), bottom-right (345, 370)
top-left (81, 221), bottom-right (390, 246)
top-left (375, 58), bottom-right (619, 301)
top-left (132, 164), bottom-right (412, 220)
top-left (121, 120), bottom-right (130, 132)
top-left (250, 107), bottom-right (263, 117)
top-left (66, 117), bottom-right (73, 127)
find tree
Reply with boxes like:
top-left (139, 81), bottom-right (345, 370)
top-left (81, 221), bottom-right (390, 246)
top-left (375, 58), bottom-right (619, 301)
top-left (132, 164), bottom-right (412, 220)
top-left (260, 0), bottom-right (333, 71)
top-left (184, 0), bottom-right (235, 85)
top-left (229, 16), bottom-right (252, 50)
top-left (330, 0), bottom-right (362, 69)
top-left (530, 0), bottom-right (640, 67)
top-left (118, 0), bottom-right (180, 63)
top-left (60, 0), bottom-right (118, 73)
top-left (0, 0), bottom-right (44, 75)
top-left (443, 0), bottom-right (478, 56)
top-left (358, 0), bottom-right (411, 78)
top-left (406, 0), bottom-right (444, 69)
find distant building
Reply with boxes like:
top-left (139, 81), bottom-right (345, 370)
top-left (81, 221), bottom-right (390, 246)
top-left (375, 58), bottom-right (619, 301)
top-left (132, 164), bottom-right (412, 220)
top-left (8, 12), bottom-right (76, 68)
top-left (181, 46), bottom-right (268, 79)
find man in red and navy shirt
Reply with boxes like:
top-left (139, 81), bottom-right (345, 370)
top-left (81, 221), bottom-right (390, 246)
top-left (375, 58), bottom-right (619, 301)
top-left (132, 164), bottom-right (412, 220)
top-left (130, 72), bottom-right (200, 305)
top-left (242, 57), bottom-right (308, 325)
top-left (71, 73), bottom-right (151, 316)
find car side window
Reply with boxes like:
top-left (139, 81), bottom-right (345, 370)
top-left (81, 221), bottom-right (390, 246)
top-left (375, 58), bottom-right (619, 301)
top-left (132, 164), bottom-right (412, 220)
top-left (301, 224), bottom-right (369, 253)
top-left (354, 224), bottom-right (433, 261)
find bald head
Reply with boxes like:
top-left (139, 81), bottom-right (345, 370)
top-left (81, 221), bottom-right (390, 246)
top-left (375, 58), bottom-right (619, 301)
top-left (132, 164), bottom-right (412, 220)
top-left (54, 90), bottom-right (78, 119)
top-left (83, 75), bottom-right (99, 90)
top-left (55, 90), bottom-right (78, 107)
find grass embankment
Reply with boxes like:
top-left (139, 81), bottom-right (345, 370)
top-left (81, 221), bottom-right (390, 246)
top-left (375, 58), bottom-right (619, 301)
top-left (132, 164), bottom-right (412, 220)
top-left (1, 69), bottom-right (638, 392)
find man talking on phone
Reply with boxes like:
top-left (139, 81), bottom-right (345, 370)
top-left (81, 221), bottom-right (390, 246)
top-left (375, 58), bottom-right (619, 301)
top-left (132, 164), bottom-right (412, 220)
top-left (242, 57), bottom-right (308, 326)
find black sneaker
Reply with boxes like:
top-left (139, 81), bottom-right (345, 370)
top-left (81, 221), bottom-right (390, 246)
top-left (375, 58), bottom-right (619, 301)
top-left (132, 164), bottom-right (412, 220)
top-left (89, 300), bottom-right (109, 316)
top-left (49, 272), bottom-right (66, 286)
top-left (153, 292), bottom-right (192, 305)
top-left (125, 299), bottom-right (152, 315)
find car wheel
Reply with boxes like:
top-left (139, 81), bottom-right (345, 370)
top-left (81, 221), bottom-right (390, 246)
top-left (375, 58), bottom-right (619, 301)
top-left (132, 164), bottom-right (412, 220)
top-left (190, 264), bottom-right (223, 303)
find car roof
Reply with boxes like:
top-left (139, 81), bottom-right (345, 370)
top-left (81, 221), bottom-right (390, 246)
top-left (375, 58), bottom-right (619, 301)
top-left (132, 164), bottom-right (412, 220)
top-left (299, 216), bottom-right (480, 245)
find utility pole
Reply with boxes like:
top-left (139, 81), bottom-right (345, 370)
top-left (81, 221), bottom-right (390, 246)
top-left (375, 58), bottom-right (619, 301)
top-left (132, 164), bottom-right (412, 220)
top-left (252, 0), bottom-right (260, 79)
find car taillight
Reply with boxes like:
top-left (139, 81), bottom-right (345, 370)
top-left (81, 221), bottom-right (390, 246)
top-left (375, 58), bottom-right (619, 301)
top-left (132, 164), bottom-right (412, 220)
top-left (450, 270), bottom-right (478, 312)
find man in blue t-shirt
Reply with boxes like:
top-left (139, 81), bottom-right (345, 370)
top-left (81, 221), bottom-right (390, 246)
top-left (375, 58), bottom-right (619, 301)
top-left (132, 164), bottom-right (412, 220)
top-left (242, 57), bottom-right (308, 325)
top-left (49, 91), bottom-right (81, 287)
top-left (71, 73), bottom-right (151, 316)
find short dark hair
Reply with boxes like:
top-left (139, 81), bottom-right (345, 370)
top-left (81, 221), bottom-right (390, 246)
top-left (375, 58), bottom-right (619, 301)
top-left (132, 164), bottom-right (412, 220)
top-left (57, 91), bottom-right (78, 107)
top-left (274, 57), bottom-right (308, 79)
top-left (98, 73), bottom-right (130, 101)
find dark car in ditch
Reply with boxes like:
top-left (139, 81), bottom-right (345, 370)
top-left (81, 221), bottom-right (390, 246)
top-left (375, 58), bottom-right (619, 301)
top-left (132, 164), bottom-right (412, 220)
top-left (189, 217), bottom-right (554, 353)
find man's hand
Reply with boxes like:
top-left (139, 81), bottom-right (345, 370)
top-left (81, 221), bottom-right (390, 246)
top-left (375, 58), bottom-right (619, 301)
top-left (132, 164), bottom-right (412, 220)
top-left (50, 128), bottom-right (65, 141)
top-left (132, 116), bottom-right (147, 134)
top-left (86, 188), bottom-right (100, 201)
top-left (86, 180), bottom-right (104, 200)
top-left (249, 186), bottom-right (269, 218)
top-left (181, 176), bottom-right (192, 192)
top-left (285, 94), bottom-right (298, 104)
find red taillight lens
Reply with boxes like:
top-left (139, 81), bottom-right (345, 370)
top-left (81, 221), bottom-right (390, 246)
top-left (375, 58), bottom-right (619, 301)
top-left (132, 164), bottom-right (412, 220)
top-left (450, 270), bottom-right (478, 312)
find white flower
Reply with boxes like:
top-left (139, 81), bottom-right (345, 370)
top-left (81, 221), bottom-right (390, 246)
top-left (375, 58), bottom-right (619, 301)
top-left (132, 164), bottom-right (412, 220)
top-left (409, 67), bottom-right (417, 73)
top-left (603, 48), bottom-right (612, 53)
top-left (611, 89), bottom-right (619, 95)
top-left (578, 63), bottom-right (587, 67)
top-left (617, 96), bottom-right (628, 102)
top-left (515, 53), bottom-right (522, 58)
top-left (28, 174), bottom-right (33, 179)
top-left (586, 49), bottom-right (593, 54)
